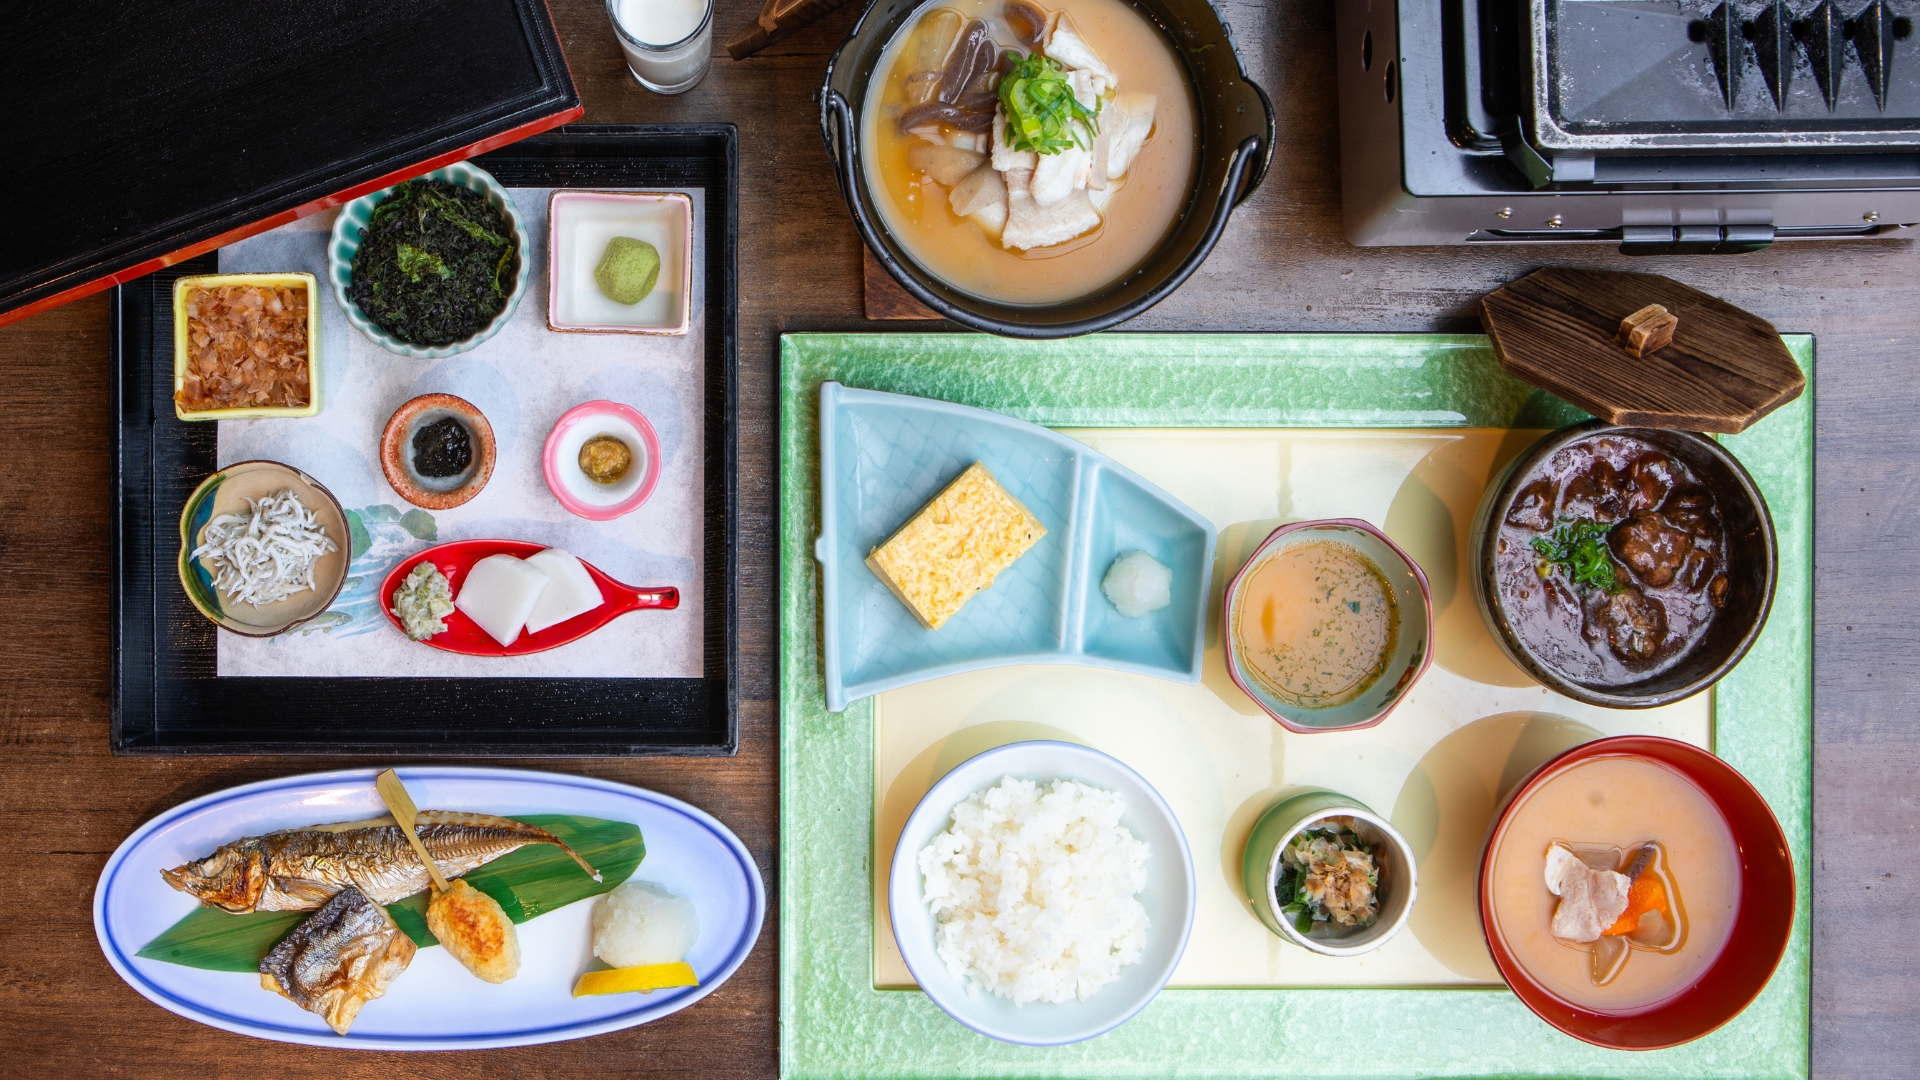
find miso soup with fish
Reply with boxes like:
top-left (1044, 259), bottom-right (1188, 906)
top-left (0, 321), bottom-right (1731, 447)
top-left (860, 0), bottom-right (1197, 305)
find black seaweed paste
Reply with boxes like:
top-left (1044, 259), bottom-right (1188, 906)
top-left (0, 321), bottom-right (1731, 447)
top-left (412, 417), bottom-right (473, 478)
top-left (350, 179), bottom-right (518, 346)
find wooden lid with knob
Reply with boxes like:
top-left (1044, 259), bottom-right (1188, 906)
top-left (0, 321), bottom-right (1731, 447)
top-left (1480, 268), bottom-right (1805, 434)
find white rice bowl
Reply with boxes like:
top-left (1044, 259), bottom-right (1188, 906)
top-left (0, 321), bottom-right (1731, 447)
top-left (918, 776), bottom-right (1151, 1005)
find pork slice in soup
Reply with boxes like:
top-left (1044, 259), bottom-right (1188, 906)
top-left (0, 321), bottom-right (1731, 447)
top-left (862, 0), bottom-right (1197, 305)
top-left (1490, 756), bottom-right (1740, 1013)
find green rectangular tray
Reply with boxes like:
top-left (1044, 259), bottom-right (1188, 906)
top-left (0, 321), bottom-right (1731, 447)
top-left (779, 333), bottom-right (1812, 1080)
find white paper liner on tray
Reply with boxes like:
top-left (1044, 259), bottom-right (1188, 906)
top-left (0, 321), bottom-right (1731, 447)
top-left (211, 188), bottom-right (705, 678)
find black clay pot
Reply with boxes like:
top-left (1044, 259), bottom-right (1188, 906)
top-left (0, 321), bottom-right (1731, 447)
top-left (1470, 420), bottom-right (1778, 709)
top-left (819, 0), bottom-right (1273, 338)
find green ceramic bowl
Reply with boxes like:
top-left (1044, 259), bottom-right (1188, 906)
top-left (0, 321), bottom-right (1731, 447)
top-left (1241, 789), bottom-right (1418, 956)
top-left (178, 461), bottom-right (350, 637)
top-left (327, 160), bottom-right (530, 359)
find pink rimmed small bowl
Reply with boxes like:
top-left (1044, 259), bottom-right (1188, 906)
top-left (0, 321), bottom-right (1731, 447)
top-left (1221, 518), bottom-right (1433, 733)
top-left (542, 400), bottom-right (663, 521)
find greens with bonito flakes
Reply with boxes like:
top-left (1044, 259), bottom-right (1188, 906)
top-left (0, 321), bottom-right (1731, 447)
top-left (1275, 818), bottom-right (1381, 936)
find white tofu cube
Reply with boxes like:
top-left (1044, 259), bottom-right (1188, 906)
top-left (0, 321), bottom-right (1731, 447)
top-left (523, 548), bottom-right (606, 634)
top-left (455, 554), bottom-right (550, 647)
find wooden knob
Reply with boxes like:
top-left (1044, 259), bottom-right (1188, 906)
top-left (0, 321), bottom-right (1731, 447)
top-left (1617, 304), bottom-right (1678, 358)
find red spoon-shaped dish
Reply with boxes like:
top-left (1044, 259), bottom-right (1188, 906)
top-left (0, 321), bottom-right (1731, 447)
top-left (380, 539), bottom-right (678, 656)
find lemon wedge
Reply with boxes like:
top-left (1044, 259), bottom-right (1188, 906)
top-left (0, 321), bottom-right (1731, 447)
top-left (571, 961), bottom-right (699, 997)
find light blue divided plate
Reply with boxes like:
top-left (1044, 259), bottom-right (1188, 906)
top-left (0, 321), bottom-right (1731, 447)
top-left (817, 383), bottom-right (1216, 712)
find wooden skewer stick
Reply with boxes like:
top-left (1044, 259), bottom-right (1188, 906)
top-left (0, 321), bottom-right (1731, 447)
top-left (375, 768), bottom-right (450, 895)
top-left (1617, 304), bottom-right (1678, 358)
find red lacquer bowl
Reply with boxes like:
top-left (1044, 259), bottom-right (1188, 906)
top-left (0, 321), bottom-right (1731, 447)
top-left (380, 539), bottom-right (678, 656)
top-left (1478, 735), bottom-right (1795, 1050)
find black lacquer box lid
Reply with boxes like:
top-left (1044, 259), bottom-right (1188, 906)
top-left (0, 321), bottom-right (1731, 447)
top-left (0, 0), bottom-right (580, 326)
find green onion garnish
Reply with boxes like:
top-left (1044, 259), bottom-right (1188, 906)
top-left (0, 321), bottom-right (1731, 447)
top-left (1531, 518), bottom-right (1623, 594)
top-left (997, 54), bottom-right (1100, 155)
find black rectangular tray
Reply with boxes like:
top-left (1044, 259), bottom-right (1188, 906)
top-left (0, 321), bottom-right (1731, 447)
top-left (110, 125), bottom-right (739, 756)
top-left (2, 0), bottom-right (579, 324)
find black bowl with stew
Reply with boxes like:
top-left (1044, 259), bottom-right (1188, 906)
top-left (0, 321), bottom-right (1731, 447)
top-left (820, 0), bottom-right (1273, 338)
top-left (1471, 421), bottom-right (1777, 709)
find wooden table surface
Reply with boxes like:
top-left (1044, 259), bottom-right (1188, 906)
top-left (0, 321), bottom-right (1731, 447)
top-left (3, 0), bottom-right (1915, 1076)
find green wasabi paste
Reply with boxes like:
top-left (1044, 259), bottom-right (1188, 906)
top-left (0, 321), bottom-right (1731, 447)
top-left (594, 236), bottom-right (661, 305)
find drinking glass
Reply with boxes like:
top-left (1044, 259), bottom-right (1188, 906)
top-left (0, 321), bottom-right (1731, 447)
top-left (607, 0), bottom-right (714, 94)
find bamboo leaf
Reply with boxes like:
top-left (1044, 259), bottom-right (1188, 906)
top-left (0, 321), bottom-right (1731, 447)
top-left (136, 814), bottom-right (642, 971)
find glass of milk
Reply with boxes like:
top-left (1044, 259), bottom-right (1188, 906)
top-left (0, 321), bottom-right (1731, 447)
top-left (607, 0), bottom-right (714, 94)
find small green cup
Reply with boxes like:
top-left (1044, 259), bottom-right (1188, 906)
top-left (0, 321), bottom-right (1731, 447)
top-left (1241, 789), bottom-right (1419, 956)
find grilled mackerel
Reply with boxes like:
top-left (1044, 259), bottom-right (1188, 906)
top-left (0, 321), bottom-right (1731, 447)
top-left (259, 886), bottom-right (415, 1035)
top-left (162, 811), bottom-right (599, 913)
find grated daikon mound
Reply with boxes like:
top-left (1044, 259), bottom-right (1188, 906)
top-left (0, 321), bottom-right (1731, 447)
top-left (918, 776), bottom-right (1150, 1005)
top-left (1101, 550), bottom-right (1172, 617)
top-left (591, 880), bottom-right (699, 968)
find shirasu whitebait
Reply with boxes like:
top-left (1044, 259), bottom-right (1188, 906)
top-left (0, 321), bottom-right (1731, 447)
top-left (189, 488), bottom-right (338, 607)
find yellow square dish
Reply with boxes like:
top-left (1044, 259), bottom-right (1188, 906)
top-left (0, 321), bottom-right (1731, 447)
top-left (172, 272), bottom-right (322, 421)
top-left (865, 461), bottom-right (1046, 630)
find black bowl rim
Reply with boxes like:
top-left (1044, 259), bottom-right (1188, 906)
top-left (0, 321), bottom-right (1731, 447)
top-left (819, 0), bottom-right (1276, 338)
top-left (1473, 421), bottom-right (1779, 709)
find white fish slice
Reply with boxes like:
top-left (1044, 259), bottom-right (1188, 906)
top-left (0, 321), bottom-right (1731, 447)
top-left (1044, 13), bottom-right (1118, 86)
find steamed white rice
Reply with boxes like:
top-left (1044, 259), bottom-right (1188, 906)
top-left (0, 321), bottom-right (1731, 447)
top-left (918, 776), bottom-right (1150, 1005)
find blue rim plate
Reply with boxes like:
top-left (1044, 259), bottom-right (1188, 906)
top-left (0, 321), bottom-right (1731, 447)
top-left (94, 767), bottom-right (765, 1050)
top-left (887, 741), bottom-right (1196, 1046)
top-left (817, 383), bottom-right (1217, 711)
top-left (327, 161), bottom-right (532, 359)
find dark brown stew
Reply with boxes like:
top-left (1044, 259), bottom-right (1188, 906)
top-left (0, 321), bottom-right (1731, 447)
top-left (1495, 434), bottom-right (1729, 685)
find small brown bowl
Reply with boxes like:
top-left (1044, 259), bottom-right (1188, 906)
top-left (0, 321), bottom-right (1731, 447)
top-left (380, 394), bottom-right (496, 510)
top-left (1470, 420), bottom-right (1776, 709)
top-left (177, 460), bottom-right (349, 636)
top-left (1479, 736), bottom-right (1795, 1049)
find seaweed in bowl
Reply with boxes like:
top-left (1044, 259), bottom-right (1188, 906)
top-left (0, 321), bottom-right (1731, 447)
top-left (349, 179), bottom-right (520, 346)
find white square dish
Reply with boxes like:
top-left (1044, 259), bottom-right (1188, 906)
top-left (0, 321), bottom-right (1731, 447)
top-left (547, 190), bottom-right (692, 335)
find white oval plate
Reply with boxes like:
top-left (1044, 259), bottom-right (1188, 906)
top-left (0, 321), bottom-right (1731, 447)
top-left (94, 767), bottom-right (764, 1050)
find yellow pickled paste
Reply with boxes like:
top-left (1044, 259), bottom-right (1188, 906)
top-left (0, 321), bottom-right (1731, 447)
top-left (579, 436), bottom-right (633, 485)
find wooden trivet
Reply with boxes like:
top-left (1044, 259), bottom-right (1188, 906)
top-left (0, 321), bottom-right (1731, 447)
top-left (1480, 268), bottom-right (1805, 434)
top-left (863, 246), bottom-right (941, 321)
top-left (725, 0), bottom-right (856, 59)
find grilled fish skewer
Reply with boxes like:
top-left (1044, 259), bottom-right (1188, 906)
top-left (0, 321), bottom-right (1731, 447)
top-left (374, 770), bottom-right (523, 985)
top-left (162, 811), bottom-right (600, 913)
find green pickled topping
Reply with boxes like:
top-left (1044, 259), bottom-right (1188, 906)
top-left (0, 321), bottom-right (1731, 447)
top-left (394, 561), bottom-right (455, 641)
top-left (594, 236), bottom-right (661, 305)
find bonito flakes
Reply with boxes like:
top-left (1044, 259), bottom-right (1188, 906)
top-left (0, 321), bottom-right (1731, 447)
top-left (177, 285), bottom-right (310, 412)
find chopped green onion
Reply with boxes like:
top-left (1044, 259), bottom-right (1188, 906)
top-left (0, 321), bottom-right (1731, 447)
top-left (1531, 518), bottom-right (1624, 594)
top-left (997, 54), bottom-right (1100, 155)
